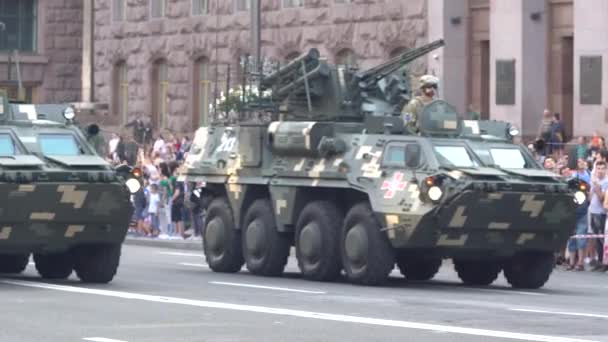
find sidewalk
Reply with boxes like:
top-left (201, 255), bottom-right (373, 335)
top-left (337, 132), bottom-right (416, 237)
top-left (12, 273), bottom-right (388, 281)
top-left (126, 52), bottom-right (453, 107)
top-left (124, 235), bottom-right (203, 251)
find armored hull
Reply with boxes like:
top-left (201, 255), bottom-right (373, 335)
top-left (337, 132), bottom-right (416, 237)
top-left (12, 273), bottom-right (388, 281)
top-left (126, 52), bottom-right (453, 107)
top-left (0, 91), bottom-right (138, 283)
top-left (180, 41), bottom-right (581, 290)
top-left (181, 115), bottom-right (580, 289)
top-left (0, 181), bottom-right (132, 253)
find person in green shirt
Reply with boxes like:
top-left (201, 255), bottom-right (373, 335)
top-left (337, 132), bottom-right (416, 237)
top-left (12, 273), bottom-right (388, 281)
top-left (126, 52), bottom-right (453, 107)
top-left (575, 136), bottom-right (589, 161)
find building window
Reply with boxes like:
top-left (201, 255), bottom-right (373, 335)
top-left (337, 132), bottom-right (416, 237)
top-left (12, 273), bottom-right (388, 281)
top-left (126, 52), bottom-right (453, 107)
top-left (282, 0), bottom-right (304, 8)
top-left (336, 48), bottom-right (357, 68)
top-left (113, 62), bottom-right (128, 124)
top-left (150, 0), bottom-right (166, 18)
top-left (194, 58), bottom-right (210, 126)
top-left (152, 61), bottom-right (169, 129)
top-left (0, 0), bottom-right (37, 52)
top-left (192, 0), bottom-right (209, 15)
top-left (0, 84), bottom-right (38, 103)
top-left (113, 0), bottom-right (126, 21)
top-left (285, 52), bottom-right (301, 62)
top-left (235, 0), bottom-right (250, 12)
top-left (390, 47), bottom-right (408, 59)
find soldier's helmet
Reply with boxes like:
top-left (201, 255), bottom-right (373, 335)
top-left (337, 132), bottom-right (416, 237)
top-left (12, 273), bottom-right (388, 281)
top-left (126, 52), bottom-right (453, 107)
top-left (419, 74), bottom-right (439, 88)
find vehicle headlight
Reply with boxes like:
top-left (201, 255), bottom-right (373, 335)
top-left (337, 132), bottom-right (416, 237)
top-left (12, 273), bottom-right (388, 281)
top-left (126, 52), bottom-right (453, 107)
top-left (125, 178), bottom-right (141, 194)
top-left (508, 125), bottom-right (520, 137)
top-left (428, 186), bottom-right (443, 201)
top-left (63, 106), bottom-right (75, 120)
top-left (574, 191), bottom-right (586, 205)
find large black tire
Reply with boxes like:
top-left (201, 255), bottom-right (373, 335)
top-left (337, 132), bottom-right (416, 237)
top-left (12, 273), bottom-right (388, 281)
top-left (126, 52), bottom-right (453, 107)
top-left (295, 201), bottom-right (343, 281)
top-left (0, 253), bottom-right (30, 274)
top-left (397, 255), bottom-right (442, 281)
top-left (454, 259), bottom-right (502, 286)
top-left (203, 197), bottom-right (244, 273)
top-left (504, 252), bottom-right (554, 289)
top-left (73, 244), bottom-right (121, 283)
top-left (341, 203), bottom-right (395, 286)
top-left (242, 199), bottom-right (290, 276)
top-left (34, 252), bottom-right (73, 279)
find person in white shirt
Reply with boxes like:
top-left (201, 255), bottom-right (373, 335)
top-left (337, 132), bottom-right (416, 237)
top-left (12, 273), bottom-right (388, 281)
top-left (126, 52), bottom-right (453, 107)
top-left (108, 133), bottom-right (120, 160)
top-left (147, 183), bottom-right (161, 237)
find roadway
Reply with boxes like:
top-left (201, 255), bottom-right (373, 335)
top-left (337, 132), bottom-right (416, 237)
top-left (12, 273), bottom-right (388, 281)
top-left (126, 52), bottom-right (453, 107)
top-left (1, 244), bottom-right (607, 342)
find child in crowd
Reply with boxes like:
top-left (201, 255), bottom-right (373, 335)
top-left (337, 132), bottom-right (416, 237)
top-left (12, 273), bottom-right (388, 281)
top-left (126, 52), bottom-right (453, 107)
top-left (147, 183), bottom-right (161, 237)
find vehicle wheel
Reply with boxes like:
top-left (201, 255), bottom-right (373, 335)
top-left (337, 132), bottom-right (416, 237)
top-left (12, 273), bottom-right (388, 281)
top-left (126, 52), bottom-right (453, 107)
top-left (203, 197), bottom-right (244, 273)
top-left (34, 252), bottom-right (73, 279)
top-left (503, 252), bottom-right (554, 289)
top-left (0, 253), bottom-right (30, 274)
top-left (454, 259), bottom-right (502, 286)
top-left (397, 255), bottom-right (442, 281)
top-left (295, 201), bottom-right (343, 281)
top-left (341, 203), bottom-right (395, 286)
top-left (73, 244), bottom-right (121, 283)
top-left (242, 199), bottom-right (290, 276)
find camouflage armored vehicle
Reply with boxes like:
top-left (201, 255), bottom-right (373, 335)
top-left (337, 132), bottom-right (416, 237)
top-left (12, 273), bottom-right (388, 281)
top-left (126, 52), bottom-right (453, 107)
top-left (180, 40), bottom-right (584, 289)
top-left (0, 90), bottom-right (139, 283)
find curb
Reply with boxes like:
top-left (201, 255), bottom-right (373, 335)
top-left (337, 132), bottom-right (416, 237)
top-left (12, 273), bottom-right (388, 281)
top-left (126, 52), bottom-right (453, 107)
top-left (123, 236), bottom-right (202, 251)
top-left (124, 236), bottom-right (298, 255)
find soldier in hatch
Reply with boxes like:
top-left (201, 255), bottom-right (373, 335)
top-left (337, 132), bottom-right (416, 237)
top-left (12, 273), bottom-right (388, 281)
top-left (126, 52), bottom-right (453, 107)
top-left (402, 74), bottom-right (439, 134)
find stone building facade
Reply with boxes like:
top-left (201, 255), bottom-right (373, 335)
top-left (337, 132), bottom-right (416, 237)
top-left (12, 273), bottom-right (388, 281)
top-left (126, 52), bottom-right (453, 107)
top-left (92, 0), bottom-right (429, 133)
top-left (430, 0), bottom-right (607, 140)
top-left (4, 0), bottom-right (606, 141)
top-left (0, 0), bottom-right (83, 104)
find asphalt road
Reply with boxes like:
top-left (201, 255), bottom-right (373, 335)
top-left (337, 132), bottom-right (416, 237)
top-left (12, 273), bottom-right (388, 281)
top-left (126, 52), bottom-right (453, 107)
top-left (2, 245), bottom-right (608, 342)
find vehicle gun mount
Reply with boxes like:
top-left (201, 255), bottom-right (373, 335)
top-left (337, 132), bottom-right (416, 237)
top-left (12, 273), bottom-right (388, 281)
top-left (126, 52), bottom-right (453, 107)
top-left (255, 39), bottom-right (445, 122)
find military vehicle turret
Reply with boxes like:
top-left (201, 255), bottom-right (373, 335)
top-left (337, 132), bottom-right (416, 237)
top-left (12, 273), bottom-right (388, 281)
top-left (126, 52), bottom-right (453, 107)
top-left (180, 40), bottom-right (584, 289)
top-left (0, 90), bottom-right (139, 283)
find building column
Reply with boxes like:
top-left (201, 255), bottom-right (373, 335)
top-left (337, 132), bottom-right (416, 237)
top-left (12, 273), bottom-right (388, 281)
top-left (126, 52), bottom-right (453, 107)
top-left (81, 0), bottom-right (94, 105)
top-left (427, 0), bottom-right (469, 115)
top-left (489, 0), bottom-right (547, 138)
top-left (573, 0), bottom-right (608, 137)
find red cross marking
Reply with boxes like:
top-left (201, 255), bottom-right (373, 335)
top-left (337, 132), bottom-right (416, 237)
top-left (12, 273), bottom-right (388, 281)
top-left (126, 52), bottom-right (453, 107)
top-left (381, 172), bottom-right (407, 199)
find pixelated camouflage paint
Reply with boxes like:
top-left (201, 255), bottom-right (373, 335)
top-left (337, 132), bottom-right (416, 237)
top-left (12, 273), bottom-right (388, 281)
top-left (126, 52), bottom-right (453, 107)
top-left (181, 103), bottom-right (580, 257)
top-left (0, 90), bottom-right (134, 253)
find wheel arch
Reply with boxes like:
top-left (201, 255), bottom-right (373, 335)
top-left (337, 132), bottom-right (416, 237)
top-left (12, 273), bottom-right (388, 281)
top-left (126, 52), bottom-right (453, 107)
top-left (269, 185), bottom-right (370, 233)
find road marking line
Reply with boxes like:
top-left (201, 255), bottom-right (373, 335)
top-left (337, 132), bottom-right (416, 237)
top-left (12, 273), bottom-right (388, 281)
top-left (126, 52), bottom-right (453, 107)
top-left (472, 288), bottom-right (545, 296)
top-left (82, 338), bottom-right (127, 342)
top-left (159, 252), bottom-right (203, 257)
top-left (179, 262), bottom-right (208, 268)
top-left (2, 280), bottom-right (595, 342)
top-left (510, 308), bottom-right (608, 319)
top-left (210, 281), bottom-right (326, 294)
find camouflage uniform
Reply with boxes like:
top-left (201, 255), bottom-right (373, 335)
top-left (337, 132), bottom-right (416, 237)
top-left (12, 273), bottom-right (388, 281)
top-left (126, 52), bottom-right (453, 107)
top-left (88, 132), bottom-right (106, 156)
top-left (401, 75), bottom-right (439, 134)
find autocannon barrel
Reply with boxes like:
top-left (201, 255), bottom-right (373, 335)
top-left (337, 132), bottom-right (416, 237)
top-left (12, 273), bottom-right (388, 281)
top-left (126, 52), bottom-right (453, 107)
top-left (260, 48), bottom-right (321, 89)
top-left (357, 39), bottom-right (445, 89)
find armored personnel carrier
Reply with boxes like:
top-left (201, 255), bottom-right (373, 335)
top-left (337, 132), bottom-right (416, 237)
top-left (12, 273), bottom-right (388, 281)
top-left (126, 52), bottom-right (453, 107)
top-left (180, 40), bottom-right (584, 289)
top-left (0, 90), bottom-right (140, 283)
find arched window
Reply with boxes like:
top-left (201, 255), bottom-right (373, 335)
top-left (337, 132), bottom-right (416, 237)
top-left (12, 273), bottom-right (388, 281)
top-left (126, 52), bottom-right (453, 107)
top-left (112, 61), bottom-right (128, 124)
top-left (285, 51), bottom-right (301, 62)
top-left (390, 46), bottom-right (408, 59)
top-left (336, 48), bottom-right (357, 68)
top-left (151, 60), bottom-right (168, 129)
top-left (193, 57), bottom-right (210, 127)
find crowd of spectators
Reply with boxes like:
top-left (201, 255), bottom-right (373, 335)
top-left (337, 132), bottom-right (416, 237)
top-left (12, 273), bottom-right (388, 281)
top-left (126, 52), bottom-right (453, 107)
top-left (97, 121), bottom-right (201, 241)
top-left (532, 110), bottom-right (608, 271)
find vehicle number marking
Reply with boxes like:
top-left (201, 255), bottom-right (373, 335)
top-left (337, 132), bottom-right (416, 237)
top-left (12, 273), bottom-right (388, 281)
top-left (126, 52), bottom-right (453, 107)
top-left (216, 135), bottom-right (236, 152)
